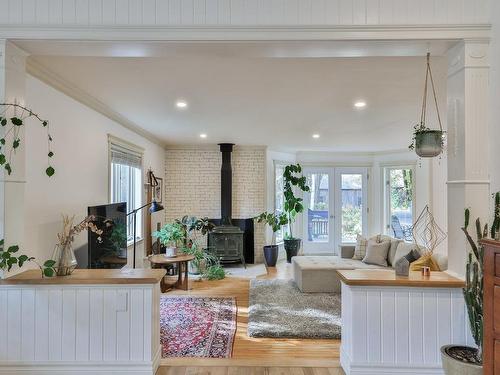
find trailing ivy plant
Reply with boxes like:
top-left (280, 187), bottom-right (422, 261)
top-left (0, 103), bottom-right (55, 177)
top-left (0, 104), bottom-right (56, 278)
top-left (0, 239), bottom-right (57, 277)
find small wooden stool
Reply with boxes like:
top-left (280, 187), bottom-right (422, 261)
top-left (148, 254), bottom-right (195, 292)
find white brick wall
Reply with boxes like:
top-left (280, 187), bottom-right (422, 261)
top-left (164, 146), bottom-right (267, 263)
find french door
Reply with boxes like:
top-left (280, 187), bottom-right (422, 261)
top-left (302, 167), bottom-right (368, 255)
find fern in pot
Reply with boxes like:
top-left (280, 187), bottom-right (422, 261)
top-left (255, 212), bottom-right (287, 267)
top-left (282, 163), bottom-right (310, 263)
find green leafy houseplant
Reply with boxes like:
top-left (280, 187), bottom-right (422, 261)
top-left (255, 212), bottom-right (288, 267)
top-left (153, 222), bottom-right (186, 248)
top-left (0, 240), bottom-right (56, 278)
top-left (255, 212), bottom-right (288, 245)
top-left (174, 215), bottom-right (215, 247)
top-left (282, 163), bottom-right (310, 239)
top-left (281, 164), bottom-right (310, 262)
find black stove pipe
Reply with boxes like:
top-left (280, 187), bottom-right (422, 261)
top-left (218, 143), bottom-right (234, 226)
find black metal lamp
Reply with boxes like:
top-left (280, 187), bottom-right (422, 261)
top-left (127, 200), bottom-right (164, 268)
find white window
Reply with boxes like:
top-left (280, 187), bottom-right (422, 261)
top-left (384, 166), bottom-right (415, 242)
top-left (109, 136), bottom-right (144, 244)
top-left (274, 162), bottom-right (289, 243)
top-left (302, 166), bottom-right (368, 255)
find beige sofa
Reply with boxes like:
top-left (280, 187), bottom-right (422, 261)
top-left (292, 239), bottom-right (448, 293)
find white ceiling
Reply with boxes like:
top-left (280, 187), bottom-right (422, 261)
top-left (22, 41), bottom-right (449, 152)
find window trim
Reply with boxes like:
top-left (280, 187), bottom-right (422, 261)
top-left (108, 134), bottom-right (145, 245)
top-left (273, 160), bottom-right (289, 244)
top-left (382, 163), bottom-right (416, 239)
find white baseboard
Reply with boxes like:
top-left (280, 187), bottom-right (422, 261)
top-left (0, 361), bottom-right (157, 375)
top-left (341, 347), bottom-right (444, 375)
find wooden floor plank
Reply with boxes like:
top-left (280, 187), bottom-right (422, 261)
top-left (159, 262), bottom-right (341, 371)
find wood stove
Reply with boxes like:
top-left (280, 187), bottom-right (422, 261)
top-left (208, 143), bottom-right (246, 267)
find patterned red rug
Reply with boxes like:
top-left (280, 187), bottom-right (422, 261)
top-left (160, 296), bottom-right (237, 358)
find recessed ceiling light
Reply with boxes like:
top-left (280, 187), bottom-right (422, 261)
top-left (176, 100), bottom-right (188, 109)
top-left (312, 134), bottom-right (320, 139)
top-left (354, 101), bottom-right (367, 109)
top-left (199, 133), bottom-right (207, 138)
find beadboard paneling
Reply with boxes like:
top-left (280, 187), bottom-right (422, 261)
top-left (0, 284), bottom-right (160, 374)
top-left (341, 283), bottom-right (474, 374)
top-left (0, 0), bottom-right (491, 27)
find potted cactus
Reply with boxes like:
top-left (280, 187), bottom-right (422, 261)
top-left (255, 211), bottom-right (287, 267)
top-left (440, 192), bottom-right (500, 374)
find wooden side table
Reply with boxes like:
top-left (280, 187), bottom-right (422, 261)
top-left (148, 254), bottom-right (195, 292)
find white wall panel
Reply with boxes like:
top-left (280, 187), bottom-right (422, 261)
top-left (0, 0), bottom-right (491, 27)
top-left (0, 284), bottom-right (160, 375)
top-left (341, 284), bottom-right (473, 375)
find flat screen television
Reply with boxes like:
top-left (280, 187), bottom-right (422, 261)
top-left (87, 202), bottom-right (127, 269)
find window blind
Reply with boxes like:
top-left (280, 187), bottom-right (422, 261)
top-left (110, 142), bottom-right (142, 169)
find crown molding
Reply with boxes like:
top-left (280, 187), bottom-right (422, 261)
top-left (26, 58), bottom-right (165, 148)
top-left (0, 24), bottom-right (491, 42)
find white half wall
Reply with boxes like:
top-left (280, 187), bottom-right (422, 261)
top-left (22, 75), bottom-right (165, 269)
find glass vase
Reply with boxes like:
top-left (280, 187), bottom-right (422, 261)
top-left (52, 242), bottom-right (77, 276)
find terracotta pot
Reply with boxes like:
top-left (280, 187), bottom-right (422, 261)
top-left (440, 345), bottom-right (482, 375)
top-left (415, 130), bottom-right (443, 157)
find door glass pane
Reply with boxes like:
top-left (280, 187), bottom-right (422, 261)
top-left (341, 174), bottom-right (363, 243)
top-left (306, 173), bottom-right (329, 243)
top-left (389, 168), bottom-right (413, 241)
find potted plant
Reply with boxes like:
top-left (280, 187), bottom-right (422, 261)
top-left (152, 222), bottom-right (186, 257)
top-left (409, 122), bottom-right (445, 158)
top-left (282, 163), bottom-right (310, 263)
top-left (255, 211), bottom-right (287, 267)
top-left (0, 239), bottom-right (56, 278)
top-left (440, 193), bottom-right (500, 374)
top-left (408, 53), bottom-right (445, 158)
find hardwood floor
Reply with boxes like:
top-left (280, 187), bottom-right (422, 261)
top-left (157, 366), bottom-right (343, 375)
top-left (159, 262), bottom-right (342, 374)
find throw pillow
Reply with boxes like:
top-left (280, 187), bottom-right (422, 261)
top-left (387, 239), bottom-right (403, 266)
top-left (409, 253), bottom-right (441, 272)
top-left (362, 239), bottom-right (391, 267)
top-left (352, 234), bottom-right (368, 260)
top-left (393, 242), bottom-right (420, 267)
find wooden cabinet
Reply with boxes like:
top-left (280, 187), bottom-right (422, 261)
top-left (482, 239), bottom-right (500, 375)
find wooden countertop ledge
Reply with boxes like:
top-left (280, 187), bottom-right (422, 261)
top-left (336, 269), bottom-right (465, 288)
top-left (0, 268), bottom-right (166, 285)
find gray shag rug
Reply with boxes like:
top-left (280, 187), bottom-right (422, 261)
top-left (248, 279), bottom-right (341, 339)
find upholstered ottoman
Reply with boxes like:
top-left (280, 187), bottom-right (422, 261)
top-left (292, 256), bottom-right (355, 293)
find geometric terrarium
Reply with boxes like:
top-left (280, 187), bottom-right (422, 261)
top-left (411, 205), bottom-right (447, 254)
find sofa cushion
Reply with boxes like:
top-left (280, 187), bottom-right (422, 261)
top-left (362, 239), bottom-right (391, 267)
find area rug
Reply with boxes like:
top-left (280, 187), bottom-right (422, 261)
top-left (248, 279), bottom-right (341, 339)
top-left (160, 296), bottom-right (237, 358)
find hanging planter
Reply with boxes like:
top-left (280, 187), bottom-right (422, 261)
top-left (409, 53), bottom-right (445, 158)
